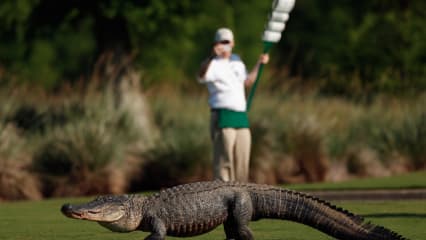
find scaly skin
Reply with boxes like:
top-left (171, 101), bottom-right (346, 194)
top-left (61, 180), bottom-right (407, 240)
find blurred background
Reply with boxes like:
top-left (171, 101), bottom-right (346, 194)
top-left (0, 0), bottom-right (425, 201)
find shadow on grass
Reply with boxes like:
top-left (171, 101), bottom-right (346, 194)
top-left (363, 213), bottom-right (426, 218)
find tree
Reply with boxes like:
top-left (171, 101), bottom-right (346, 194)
top-left (0, 0), bottom-right (424, 95)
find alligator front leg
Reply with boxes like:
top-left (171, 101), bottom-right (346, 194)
top-left (144, 217), bottom-right (167, 240)
top-left (145, 232), bottom-right (165, 240)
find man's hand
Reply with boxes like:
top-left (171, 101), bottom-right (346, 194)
top-left (245, 53), bottom-right (270, 87)
top-left (259, 54), bottom-right (270, 64)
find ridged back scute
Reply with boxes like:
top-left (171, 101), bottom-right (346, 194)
top-left (275, 190), bottom-right (407, 239)
top-left (294, 191), bottom-right (365, 225)
top-left (150, 180), bottom-right (230, 201)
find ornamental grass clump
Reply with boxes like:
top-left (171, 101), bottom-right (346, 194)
top-left (376, 111), bottom-right (426, 170)
top-left (0, 122), bottom-right (42, 200)
top-left (136, 92), bottom-right (211, 190)
top-left (0, 94), bottom-right (42, 200)
top-left (32, 93), bottom-right (141, 197)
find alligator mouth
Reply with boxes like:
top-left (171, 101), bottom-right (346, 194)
top-left (69, 210), bottom-right (102, 220)
top-left (61, 204), bottom-right (93, 220)
top-left (61, 203), bottom-right (123, 222)
top-left (69, 211), bottom-right (85, 219)
top-left (62, 209), bottom-right (86, 219)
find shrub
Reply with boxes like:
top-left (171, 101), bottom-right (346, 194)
top-left (376, 112), bottom-right (426, 170)
top-left (134, 92), bottom-right (212, 190)
top-left (0, 159), bottom-right (42, 201)
top-left (0, 121), bottom-right (42, 200)
top-left (31, 91), bottom-right (143, 197)
top-left (0, 84), bottom-right (153, 199)
top-left (7, 103), bottom-right (85, 134)
top-left (290, 117), bottom-right (329, 182)
top-left (249, 92), bottom-right (426, 182)
top-left (137, 135), bottom-right (211, 190)
top-left (251, 113), bottom-right (330, 183)
top-left (32, 121), bottom-right (120, 197)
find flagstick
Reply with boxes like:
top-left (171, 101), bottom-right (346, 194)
top-left (246, 41), bottom-right (274, 111)
top-left (246, 0), bottom-right (295, 112)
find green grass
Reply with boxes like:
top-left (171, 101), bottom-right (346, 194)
top-left (287, 171), bottom-right (426, 191)
top-left (0, 172), bottom-right (425, 239)
top-left (0, 197), bottom-right (425, 240)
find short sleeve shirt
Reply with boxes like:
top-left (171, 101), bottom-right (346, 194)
top-left (199, 54), bottom-right (248, 112)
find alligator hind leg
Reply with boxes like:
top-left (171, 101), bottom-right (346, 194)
top-left (224, 192), bottom-right (254, 240)
top-left (224, 219), bottom-right (254, 240)
top-left (237, 226), bottom-right (254, 240)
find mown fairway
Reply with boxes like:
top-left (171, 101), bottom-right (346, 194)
top-left (287, 171), bottom-right (426, 191)
top-left (1, 197), bottom-right (425, 240)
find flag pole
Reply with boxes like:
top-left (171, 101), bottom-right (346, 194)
top-left (246, 41), bottom-right (274, 111)
top-left (246, 0), bottom-right (295, 111)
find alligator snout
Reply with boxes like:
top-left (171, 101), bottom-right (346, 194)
top-left (61, 203), bottom-right (89, 219)
top-left (61, 203), bottom-right (82, 218)
top-left (61, 203), bottom-right (73, 214)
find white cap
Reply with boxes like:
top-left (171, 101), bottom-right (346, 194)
top-left (214, 28), bottom-right (234, 42)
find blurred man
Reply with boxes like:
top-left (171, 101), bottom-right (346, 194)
top-left (198, 28), bottom-right (269, 182)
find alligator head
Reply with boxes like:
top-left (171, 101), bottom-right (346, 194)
top-left (61, 195), bottom-right (145, 232)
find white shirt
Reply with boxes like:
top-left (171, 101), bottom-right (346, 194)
top-left (199, 54), bottom-right (248, 112)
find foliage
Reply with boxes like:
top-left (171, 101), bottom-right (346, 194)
top-left (249, 92), bottom-right (425, 182)
top-left (0, 86), bottom-right (147, 198)
top-left (136, 92), bottom-right (212, 190)
top-left (1, 85), bottom-right (425, 199)
top-left (0, 119), bottom-right (42, 200)
top-left (30, 92), bottom-right (141, 197)
top-left (141, 91), bottom-right (425, 185)
top-left (33, 120), bottom-right (123, 176)
top-left (0, 89), bottom-right (42, 200)
top-left (0, 1), bottom-right (424, 94)
top-left (277, 0), bottom-right (426, 95)
top-left (375, 112), bottom-right (426, 169)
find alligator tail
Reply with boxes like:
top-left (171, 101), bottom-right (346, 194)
top-left (248, 186), bottom-right (407, 240)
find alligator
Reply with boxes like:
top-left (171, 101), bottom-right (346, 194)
top-left (61, 180), bottom-right (407, 240)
